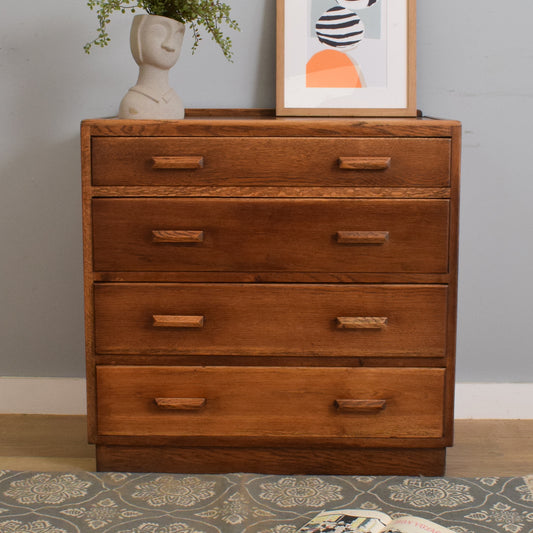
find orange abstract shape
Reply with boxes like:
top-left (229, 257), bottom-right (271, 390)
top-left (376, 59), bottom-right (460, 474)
top-left (306, 49), bottom-right (362, 88)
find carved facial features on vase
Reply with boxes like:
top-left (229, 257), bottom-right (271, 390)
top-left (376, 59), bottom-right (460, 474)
top-left (131, 15), bottom-right (185, 70)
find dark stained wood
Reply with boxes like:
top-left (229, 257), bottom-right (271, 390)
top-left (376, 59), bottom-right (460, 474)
top-left (92, 186), bottom-right (451, 199)
top-left (97, 366), bottom-right (444, 439)
top-left (93, 283), bottom-right (448, 357)
top-left (152, 315), bottom-right (205, 328)
top-left (80, 114), bottom-right (460, 475)
top-left (338, 156), bottom-right (391, 170)
top-left (93, 271), bottom-right (451, 284)
top-left (151, 230), bottom-right (204, 243)
top-left (336, 317), bottom-right (389, 330)
top-left (185, 108), bottom-right (275, 117)
top-left (443, 123), bottom-right (462, 445)
top-left (152, 155), bottom-right (204, 169)
top-left (94, 355), bottom-right (447, 368)
top-left (80, 123), bottom-right (97, 444)
top-left (94, 433), bottom-right (449, 449)
top-left (154, 397), bottom-right (207, 410)
top-left (96, 445), bottom-right (446, 475)
top-left (82, 113), bottom-right (460, 138)
top-left (334, 399), bottom-right (387, 412)
top-left (92, 198), bottom-right (450, 274)
top-left (336, 230), bottom-right (390, 244)
top-left (91, 137), bottom-right (451, 187)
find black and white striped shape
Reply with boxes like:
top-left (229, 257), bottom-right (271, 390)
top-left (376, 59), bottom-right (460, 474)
top-left (315, 6), bottom-right (365, 50)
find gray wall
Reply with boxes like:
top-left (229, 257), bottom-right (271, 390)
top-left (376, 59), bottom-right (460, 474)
top-left (0, 1), bottom-right (531, 381)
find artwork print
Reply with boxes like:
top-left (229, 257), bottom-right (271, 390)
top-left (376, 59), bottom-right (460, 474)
top-left (308, 0), bottom-right (385, 90)
top-left (277, 0), bottom-right (416, 116)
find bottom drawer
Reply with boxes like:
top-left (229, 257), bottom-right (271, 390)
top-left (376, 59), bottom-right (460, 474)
top-left (97, 366), bottom-right (445, 439)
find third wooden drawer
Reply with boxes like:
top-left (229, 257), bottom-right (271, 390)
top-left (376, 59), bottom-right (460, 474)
top-left (94, 283), bottom-right (448, 357)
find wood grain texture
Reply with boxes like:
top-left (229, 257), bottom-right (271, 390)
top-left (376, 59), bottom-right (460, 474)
top-left (94, 355), bottom-right (446, 369)
top-left (151, 230), bottom-right (204, 243)
top-left (334, 399), bottom-right (387, 412)
top-left (91, 137), bottom-right (451, 187)
top-left (93, 283), bottom-right (448, 357)
top-left (152, 315), bottom-right (204, 328)
top-left (92, 198), bottom-right (450, 274)
top-left (80, 123), bottom-right (97, 443)
top-left (80, 115), bottom-right (460, 475)
top-left (338, 157), bottom-right (391, 170)
top-left (96, 366), bottom-right (444, 439)
top-left (336, 231), bottom-right (389, 244)
top-left (443, 123), bottom-right (463, 444)
top-left (336, 317), bottom-right (389, 329)
top-left (154, 397), bottom-right (207, 410)
top-left (91, 186), bottom-right (451, 199)
top-left (96, 445), bottom-right (446, 475)
top-left (82, 114), bottom-right (461, 139)
top-left (152, 156), bottom-right (204, 169)
top-left (92, 271), bottom-right (451, 284)
top-left (185, 108), bottom-right (275, 117)
top-left (93, 433), bottom-right (448, 449)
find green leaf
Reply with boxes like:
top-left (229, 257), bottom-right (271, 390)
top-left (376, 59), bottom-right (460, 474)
top-left (84, 0), bottom-right (240, 60)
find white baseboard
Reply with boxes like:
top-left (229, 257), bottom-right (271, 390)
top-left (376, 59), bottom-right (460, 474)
top-left (454, 382), bottom-right (533, 419)
top-left (0, 377), bottom-right (87, 415)
top-left (0, 378), bottom-right (532, 418)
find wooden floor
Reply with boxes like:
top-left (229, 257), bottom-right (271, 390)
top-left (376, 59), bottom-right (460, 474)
top-left (0, 416), bottom-right (532, 476)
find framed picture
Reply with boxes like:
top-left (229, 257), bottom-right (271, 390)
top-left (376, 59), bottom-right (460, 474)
top-left (276, 0), bottom-right (416, 117)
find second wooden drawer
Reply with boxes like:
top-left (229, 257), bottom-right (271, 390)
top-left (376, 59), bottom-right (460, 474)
top-left (92, 198), bottom-right (450, 273)
top-left (94, 283), bottom-right (448, 357)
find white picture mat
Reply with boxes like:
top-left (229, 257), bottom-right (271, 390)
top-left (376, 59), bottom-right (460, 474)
top-left (283, 0), bottom-right (408, 109)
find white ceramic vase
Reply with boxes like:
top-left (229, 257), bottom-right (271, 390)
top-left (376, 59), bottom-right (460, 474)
top-left (119, 14), bottom-right (185, 120)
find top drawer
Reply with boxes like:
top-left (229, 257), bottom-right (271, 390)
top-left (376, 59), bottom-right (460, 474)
top-left (91, 137), bottom-right (451, 187)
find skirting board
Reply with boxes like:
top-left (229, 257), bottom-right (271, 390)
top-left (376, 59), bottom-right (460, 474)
top-left (0, 377), bottom-right (87, 415)
top-left (0, 378), bottom-right (532, 419)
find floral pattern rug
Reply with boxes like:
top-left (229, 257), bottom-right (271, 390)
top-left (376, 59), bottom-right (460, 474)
top-left (0, 471), bottom-right (532, 533)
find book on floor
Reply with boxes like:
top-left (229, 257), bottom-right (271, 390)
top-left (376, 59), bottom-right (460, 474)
top-left (296, 509), bottom-right (454, 533)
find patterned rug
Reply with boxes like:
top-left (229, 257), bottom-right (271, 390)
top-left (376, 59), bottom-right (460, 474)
top-left (0, 472), bottom-right (532, 533)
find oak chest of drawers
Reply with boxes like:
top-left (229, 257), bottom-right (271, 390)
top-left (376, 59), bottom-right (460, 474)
top-left (81, 111), bottom-right (461, 475)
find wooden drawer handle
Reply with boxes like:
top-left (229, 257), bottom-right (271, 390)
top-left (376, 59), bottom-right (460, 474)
top-left (152, 156), bottom-right (204, 170)
top-left (153, 315), bottom-right (205, 328)
top-left (152, 230), bottom-right (204, 243)
top-left (336, 317), bottom-right (388, 329)
top-left (338, 156), bottom-right (391, 170)
top-left (155, 398), bottom-right (207, 410)
top-left (335, 399), bottom-right (387, 412)
top-left (336, 231), bottom-right (389, 245)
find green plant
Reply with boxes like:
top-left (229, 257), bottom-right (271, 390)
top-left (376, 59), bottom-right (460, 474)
top-left (85, 0), bottom-right (239, 61)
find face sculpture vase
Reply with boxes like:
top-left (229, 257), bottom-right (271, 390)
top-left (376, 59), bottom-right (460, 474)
top-left (119, 14), bottom-right (185, 119)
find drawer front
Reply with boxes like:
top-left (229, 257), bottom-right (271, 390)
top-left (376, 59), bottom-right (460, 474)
top-left (96, 366), bottom-right (445, 439)
top-left (91, 137), bottom-right (451, 187)
top-left (94, 283), bottom-right (448, 357)
top-left (92, 198), bottom-right (450, 273)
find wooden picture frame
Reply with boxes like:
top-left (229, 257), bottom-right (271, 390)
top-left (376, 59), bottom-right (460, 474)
top-left (276, 0), bottom-right (416, 117)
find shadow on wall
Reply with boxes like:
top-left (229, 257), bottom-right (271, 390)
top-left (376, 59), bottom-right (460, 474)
top-left (253, 0), bottom-right (277, 107)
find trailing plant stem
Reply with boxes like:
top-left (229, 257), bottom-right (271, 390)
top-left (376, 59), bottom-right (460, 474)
top-left (85, 0), bottom-right (239, 61)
